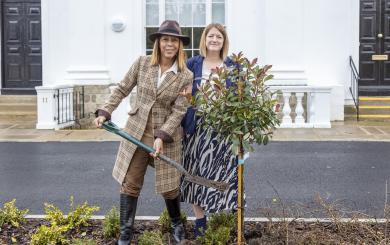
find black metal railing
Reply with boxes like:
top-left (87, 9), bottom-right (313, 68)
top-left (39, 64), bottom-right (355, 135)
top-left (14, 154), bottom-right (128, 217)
top-left (55, 86), bottom-right (85, 125)
top-left (349, 56), bottom-right (360, 120)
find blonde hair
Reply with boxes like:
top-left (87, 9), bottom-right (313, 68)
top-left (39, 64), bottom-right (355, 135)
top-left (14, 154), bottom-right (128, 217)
top-left (150, 37), bottom-right (187, 71)
top-left (199, 23), bottom-right (229, 60)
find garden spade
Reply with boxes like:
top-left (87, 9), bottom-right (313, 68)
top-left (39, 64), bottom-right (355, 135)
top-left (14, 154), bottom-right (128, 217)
top-left (102, 121), bottom-right (228, 192)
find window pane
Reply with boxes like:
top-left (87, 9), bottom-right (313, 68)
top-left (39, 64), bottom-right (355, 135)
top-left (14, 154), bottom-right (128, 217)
top-left (146, 0), bottom-right (158, 3)
top-left (179, 3), bottom-right (192, 26)
top-left (146, 50), bottom-right (153, 55)
top-left (146, 4), bottom-right (159, 26)
top-left (212, 3), bottom-right (225, 24)
top-left (146, 27), bottom-right (159, 49)
top-left (166, 3), bottom-right (178, 21)
top-left (194, 49), bottom-right (200, 56)
top-left (166, 0), bottom-right (177, 3)
top-left (181, 27), bottom-right (192, 48)
top-left (193, 3), bottom-right (205, 25)
top-left (212, 0), bottom-right (225, 3)
top-left (185, 49), bottom-right (192, 58)
top-left (193, 27), bottom-right (204, 49)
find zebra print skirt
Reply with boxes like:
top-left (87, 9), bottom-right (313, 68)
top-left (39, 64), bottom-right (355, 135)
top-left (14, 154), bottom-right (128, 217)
top-left (181, 120), bottom-right (239, 213)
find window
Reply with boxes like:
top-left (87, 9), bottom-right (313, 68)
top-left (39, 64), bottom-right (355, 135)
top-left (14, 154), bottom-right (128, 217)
top-left (145, 0), bottom-right (226, 58)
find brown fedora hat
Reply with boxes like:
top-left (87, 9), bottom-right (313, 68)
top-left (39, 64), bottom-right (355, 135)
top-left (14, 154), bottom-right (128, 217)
top-left (149, 20), bottom-right (190, 46)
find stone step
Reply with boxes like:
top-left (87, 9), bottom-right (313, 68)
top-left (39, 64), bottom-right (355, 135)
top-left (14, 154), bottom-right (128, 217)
top-left (344, 105), bottom-right (357, 114)
top-left (359, 96), bottom-right (390, 106)
top-left (344, 114), bottom-right (359, 121)
top-left (0, 103), bottom-right (37, 112)
top-left (0, 95), bottom-right (37, 104)
top-left (0, 122), bottom-right (37, 129)
top-left (0, 111), bottom-right (37, 121)
top-left (358, 114), bottom-right (390, 121)
top-left (359, 106), bottom-right (390, 115)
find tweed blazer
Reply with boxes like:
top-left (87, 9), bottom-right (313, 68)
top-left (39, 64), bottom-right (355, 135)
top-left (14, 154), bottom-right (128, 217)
top-left (99, 55), bottom-right (193, 193)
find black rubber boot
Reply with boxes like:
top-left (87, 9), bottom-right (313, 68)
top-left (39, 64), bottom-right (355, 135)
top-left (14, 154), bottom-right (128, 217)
top-left (164, 195), bottom-right (185, 243)
top-left (118, 194), bottom-right (138, 245)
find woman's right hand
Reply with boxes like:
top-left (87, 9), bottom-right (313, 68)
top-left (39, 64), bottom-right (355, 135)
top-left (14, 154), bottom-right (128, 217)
top-left (94, 116), bottom-right (107, 128)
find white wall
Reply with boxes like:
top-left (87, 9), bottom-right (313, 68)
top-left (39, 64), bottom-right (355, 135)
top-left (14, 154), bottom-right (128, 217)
top-left (38, 0), bottom-right (360, 126)
top-left (303, 0), bottom-right (359, 119)
top-left (228, 0), bottom-right (359, 120)
top-left (228, 0), bottom-right (266, 61)
top-left (41, 0), bottom-right (145, 127)
top-left (0, 5), bottom-right (2, 93)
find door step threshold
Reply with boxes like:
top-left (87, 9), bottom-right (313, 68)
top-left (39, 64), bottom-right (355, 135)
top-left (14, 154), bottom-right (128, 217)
top-left (359, 115), bottom-right (390, 118)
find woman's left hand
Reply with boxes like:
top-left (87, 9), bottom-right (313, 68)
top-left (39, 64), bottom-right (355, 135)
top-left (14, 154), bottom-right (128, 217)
top-left (150, 138), bottom-right (163, 159)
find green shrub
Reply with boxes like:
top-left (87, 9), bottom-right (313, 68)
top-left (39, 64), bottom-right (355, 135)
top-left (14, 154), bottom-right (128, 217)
top-left (158, 208), bottom-right (187, 232)
top-left (103, 206), bottom-right (120, 239)
top-left (207, 212), bottom-right (235, 231)
top-left (0, 199), bottom-right (29, 228)
top-left (44, 203), bottom-right (66, 226)
top-left (198, 213), bottom-right (235, 245)
top-left (31, 196), bottom-right (100, 244)
top-left (138, 230), bottom-right (164, 245)
top-left (44, 196), bottom-right (99, 230)
top-left (71, 238), bottom-right (97, 245)
top-left (200, 226), bottom-right (231, 245)
top-left (66, 196), bottom-right (99, 229)
top-left (30, 224), bottom-right (69, 245)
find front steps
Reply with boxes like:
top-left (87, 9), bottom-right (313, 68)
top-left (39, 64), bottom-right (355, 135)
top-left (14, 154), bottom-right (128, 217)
top-left (346, 97), bottom-right (390, 121)
top-left (0, 95), bottom-right (37, 129)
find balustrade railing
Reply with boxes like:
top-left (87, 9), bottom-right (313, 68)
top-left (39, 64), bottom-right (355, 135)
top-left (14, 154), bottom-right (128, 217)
top-left (269, 85), bottom-right (331, 128)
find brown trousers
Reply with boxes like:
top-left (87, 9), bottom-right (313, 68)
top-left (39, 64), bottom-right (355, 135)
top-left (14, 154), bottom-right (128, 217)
top-left (120, 117), bottom-right (179, 200)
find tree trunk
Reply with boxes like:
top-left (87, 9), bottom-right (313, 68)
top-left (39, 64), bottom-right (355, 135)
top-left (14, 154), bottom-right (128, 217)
top-left (237, 139), bottom-right (245, 244)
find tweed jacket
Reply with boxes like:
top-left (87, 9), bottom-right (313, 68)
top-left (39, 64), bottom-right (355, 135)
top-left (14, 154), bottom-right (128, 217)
top-left (99, 55), bottom-right (193, 193)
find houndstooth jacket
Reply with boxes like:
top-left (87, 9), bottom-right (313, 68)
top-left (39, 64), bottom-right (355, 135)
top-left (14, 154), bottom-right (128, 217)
top-left (98, 55), bottom-right (193, 193)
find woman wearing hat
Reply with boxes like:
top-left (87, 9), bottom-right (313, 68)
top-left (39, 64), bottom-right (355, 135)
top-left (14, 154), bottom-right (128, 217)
top-left (94, 20), bottom-right (192, 244)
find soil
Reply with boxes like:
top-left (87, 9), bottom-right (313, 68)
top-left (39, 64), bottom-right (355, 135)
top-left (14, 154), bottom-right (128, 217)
top-left (1, 219), bottom-right (390, 244)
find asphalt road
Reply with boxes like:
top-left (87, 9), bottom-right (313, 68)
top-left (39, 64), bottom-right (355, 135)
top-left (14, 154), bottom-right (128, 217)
top-left (0, 141), bottom-right (389, 218)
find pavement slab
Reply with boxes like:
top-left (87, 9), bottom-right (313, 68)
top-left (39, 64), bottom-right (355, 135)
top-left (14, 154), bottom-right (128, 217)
top-left (0, 121), bottom-right (389, 142)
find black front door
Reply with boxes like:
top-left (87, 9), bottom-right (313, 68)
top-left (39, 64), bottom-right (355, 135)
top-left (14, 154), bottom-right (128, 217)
top-left (359, 0), bottom-right (390, 95)
top-left (1, 0), bottom-right (42, 95)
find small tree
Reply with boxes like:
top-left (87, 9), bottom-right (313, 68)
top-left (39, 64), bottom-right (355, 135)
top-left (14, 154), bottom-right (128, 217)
top-left (195, 52), bottom-right (280, 244)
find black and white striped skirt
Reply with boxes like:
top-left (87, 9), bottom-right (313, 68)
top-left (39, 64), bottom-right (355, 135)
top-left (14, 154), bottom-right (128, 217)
top-left (181, 121), bottom-right (239, 213)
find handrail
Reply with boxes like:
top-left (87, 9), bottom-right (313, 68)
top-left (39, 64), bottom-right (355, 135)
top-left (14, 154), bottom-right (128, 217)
top-left (349, 56), bottom-right (360, 120)
top-left (55, 86), bottom-right (85, 126)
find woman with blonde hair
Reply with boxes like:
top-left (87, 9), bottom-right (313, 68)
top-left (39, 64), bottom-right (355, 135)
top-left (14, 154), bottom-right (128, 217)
top-left (94, 20), bottom-right (193, 244)
top-left (181, 23), bottom-right (239, 237)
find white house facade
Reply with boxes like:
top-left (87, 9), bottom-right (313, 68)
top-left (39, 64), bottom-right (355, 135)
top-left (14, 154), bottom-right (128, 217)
top-left (1, 0), bottom-right (387, 129)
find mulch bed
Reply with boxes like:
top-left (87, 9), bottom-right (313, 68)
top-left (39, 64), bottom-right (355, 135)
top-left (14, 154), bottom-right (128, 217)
top-left (1, 219), bottom-right (390, 244)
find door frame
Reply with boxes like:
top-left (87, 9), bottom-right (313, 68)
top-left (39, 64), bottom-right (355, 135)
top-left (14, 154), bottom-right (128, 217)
top-left (0, 0), bottom-right (42, 95)
top-left (359, 0), bottom-right (390, 96)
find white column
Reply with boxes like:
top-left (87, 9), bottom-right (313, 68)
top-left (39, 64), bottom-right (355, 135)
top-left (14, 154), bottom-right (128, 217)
top-left (36, 86), bottom-right (58, 129)
top-left (312, 90), bottom-right (331, 128)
